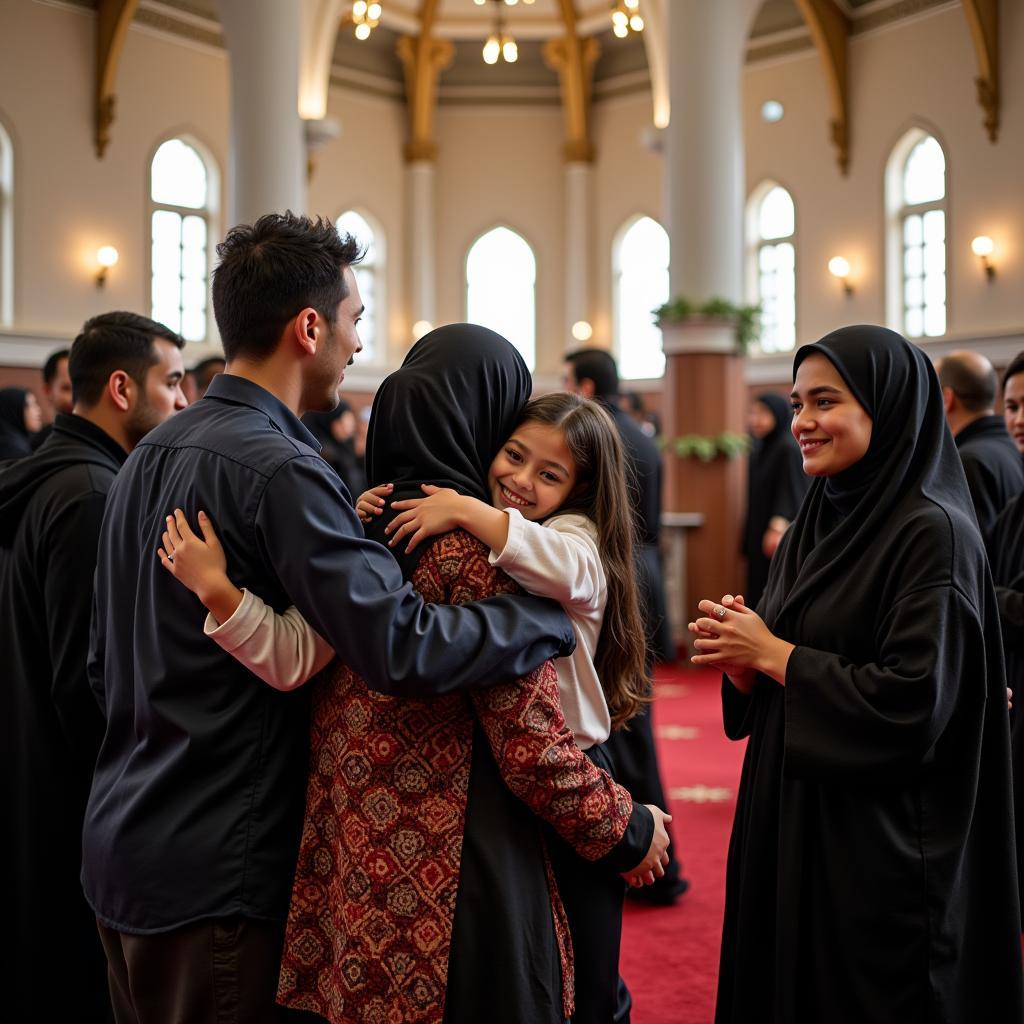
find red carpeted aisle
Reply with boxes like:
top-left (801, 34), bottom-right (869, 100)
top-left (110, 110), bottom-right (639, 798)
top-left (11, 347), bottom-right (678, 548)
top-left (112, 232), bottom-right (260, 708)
top-left (619, 666), bottom-right (746, 1024)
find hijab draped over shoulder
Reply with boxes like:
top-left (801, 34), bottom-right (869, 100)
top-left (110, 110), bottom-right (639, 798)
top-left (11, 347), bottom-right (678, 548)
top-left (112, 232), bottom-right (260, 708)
top-left (365, 322), bottom-right (531, 576)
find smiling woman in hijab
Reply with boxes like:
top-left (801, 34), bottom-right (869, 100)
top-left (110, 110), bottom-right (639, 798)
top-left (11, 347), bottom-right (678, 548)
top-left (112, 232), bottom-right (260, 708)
top-left (0, 386), bottom-right (43, 461)
top-left (741, 391), bottom-right (808, 610)
top-left (277, 324), bottom-right (658, 1024)
top-left (689, 325), bottom-right (1023, 1023)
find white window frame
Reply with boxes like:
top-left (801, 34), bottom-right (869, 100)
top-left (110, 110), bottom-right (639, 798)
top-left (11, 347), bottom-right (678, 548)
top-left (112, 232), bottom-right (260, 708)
top-left (336, 207), bottom-right (386, 366)
top-left (612, 213), bottom-right (670, 381)
top-left (885, 126), bottom-right (948, 338)
top-left (147, 133), bottom-right (219, 345)
top-left (0, 116), bottom-right (13, 327)
top-left (745, 180), bottom-right (797, 356)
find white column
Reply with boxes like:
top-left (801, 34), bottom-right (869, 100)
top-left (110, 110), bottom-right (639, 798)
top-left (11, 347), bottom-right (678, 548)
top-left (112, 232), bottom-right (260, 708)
top-left (407, 160), bottom-right (437, 332)
top-left (663, 0), bottom-right (753, 305)
top-left (564, 161), bottom-right (591, 340)
top-left (218, 0), bottom-right (306, 226)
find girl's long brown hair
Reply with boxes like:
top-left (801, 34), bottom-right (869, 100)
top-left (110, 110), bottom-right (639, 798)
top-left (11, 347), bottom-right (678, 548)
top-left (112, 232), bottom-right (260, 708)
top-left (518, 392), bottom-right (650, 729)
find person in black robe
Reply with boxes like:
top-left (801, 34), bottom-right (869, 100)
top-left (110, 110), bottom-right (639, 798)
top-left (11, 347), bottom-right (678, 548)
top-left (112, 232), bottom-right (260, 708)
top-left (741, 392), bottom-right (808, 610)
top-left (988, 349), bottom-right (1024, 929)
top-left (690, 325), bottom-right (1023, 1023)
top-left (936, 350), bottom-right (1023, 549)
top-left (0, 312), bottom-right (187, 1023)
top-left (0, 385), bottom-right (43, 461)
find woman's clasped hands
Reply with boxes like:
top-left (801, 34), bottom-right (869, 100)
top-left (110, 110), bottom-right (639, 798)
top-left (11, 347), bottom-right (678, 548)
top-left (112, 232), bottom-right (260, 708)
top-left (688, 593), bottom-right (795, 692)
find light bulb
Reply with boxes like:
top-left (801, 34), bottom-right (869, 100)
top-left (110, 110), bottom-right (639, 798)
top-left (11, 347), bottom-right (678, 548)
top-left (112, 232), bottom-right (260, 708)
top-left (352, 0), bottom-right (367, 16)
top-left (505, 0), bottom-right (518, 5)
top-left (473, 0), bottom-right (486, 4)
top-left (96, 245), bottom-right (119, 269)
top-left (624, 0), bottom-right (639, 8)
top-left (354, 21), bottom-right (371, 38)
top-left (483, 35), bottom-right (501, 64)
top-left (629, 14), bottom-right (644, 31)
top-left (571, 320), bottom-right (593, 342)
top-left (367, 1), bottom-right (381, 19)
top-left (828, 256), bottom-right (850, 279)
top-left (502, 38), bottom-right (518, 63)
top-left (611, 9), bottom-right (627, 26)
top-left (971, 235), bottom-right (994, 257)
top-left (412, 320), bottom-right (433, 341)
top-left (613, 22), bottom-right (628, 37)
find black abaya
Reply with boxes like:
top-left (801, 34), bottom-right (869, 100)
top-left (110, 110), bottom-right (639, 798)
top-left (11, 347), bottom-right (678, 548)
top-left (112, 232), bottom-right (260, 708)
top-left (717, 326), bottom-right (1023, 1024)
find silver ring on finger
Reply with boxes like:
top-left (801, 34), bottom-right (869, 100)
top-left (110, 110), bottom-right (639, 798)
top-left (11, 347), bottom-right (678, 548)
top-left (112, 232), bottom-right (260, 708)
top-left (713, 604), bottom-right (727, 620)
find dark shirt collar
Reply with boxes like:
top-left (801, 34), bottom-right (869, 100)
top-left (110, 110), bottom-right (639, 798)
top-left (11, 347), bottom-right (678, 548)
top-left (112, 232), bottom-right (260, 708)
top-left (204, 373), bottom-right (320, 452)
top-left (52, 412), bottom-right (128, 467)
top-left (955, 414), bottom-right (1010, 448)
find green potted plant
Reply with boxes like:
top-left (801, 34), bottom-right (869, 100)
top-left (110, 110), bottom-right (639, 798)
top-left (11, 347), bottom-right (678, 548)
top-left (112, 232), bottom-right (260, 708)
top-left (654, 296), bottom-right (761, 354)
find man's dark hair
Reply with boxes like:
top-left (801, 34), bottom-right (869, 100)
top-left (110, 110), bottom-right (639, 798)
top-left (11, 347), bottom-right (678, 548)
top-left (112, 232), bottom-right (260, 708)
top-left (191, 356), bottom-right (226, 394)
top-left (42, 348), bottom-right (70, 385)
top-left (1004, 352), bottom-right (1024, 391)
top-left (937, 354), bottom-right (997, 412)
top-left (212, 212), bottom-right (364, 362)
top-left (69, 312), bottom-right (185, 407)
top-left (565, 348), bottom-right (620, 400)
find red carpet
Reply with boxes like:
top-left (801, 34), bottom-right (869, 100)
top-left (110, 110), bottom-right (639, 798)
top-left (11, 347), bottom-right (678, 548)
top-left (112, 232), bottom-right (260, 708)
top-left (619, 666), bottom-right (746, 1024)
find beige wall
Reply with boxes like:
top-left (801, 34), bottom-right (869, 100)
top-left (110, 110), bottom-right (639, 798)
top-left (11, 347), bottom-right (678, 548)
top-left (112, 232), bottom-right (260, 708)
top-left (0, 1), bottom-right (1021, 396)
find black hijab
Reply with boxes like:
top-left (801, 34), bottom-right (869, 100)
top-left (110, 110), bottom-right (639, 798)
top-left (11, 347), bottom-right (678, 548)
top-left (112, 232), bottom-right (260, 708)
top-left (760, 324), bottom-right (976, 633)
top-left (743, 392), bottom-right (806, 557)
top-left (364, 323), bottom-right (531, 577)
top-left (0, 387), bottom-right (34, 461)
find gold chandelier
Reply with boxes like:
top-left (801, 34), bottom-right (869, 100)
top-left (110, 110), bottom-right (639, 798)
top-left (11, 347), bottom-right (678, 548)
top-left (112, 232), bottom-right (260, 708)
top-left (352, 0), bottom-right (382, 40)
top-left (611, 0), bottom-right (643, 38)
top-left (479, 0), bottom-right (522, 65)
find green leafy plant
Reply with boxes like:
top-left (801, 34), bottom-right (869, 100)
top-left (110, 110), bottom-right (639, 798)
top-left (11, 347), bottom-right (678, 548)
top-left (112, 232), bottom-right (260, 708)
top-left (653, 297), bottom-right (762, 353)
top-left (659, 431), bottom-right (751, 463)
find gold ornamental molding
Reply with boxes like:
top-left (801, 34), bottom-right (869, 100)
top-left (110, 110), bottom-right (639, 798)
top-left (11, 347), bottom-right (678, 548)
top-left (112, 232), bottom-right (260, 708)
top-left (543, 0), bottom-right (599, 164)
top-left (396, 0), bottom-right (454, 163)
top-left (795, 0), bottom-right (850, 176)
top-left (95, 0), bottom-right (141, 158)
top-left (961, 0), bottom-right (1000, 142)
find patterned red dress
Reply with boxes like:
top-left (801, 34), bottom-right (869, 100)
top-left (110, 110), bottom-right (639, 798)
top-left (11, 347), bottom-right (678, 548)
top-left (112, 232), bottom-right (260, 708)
top-left (277, 530), bottom-right (638, 1023)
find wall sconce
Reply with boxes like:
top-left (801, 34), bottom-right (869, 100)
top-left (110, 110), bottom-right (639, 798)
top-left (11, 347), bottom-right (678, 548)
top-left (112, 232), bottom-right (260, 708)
top-left (96, 245), bottom-right (119, 288)
top-left (412, 320), bottom-right (433, 341)
top-left (828, 256), bottom-right (853, 297)
top-left (571, 320), bottom-right (593, 342)
top-left (971, 235), bottom-right (996, 281)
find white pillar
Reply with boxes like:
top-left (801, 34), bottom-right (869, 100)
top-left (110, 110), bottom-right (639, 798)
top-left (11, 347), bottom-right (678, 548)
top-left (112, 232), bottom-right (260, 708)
top-left (663, 0), bottom-right (751, 304)
top-left (564, 161), bottom-right (591, 340)
top-left (407, 160), bottom-right (437, 332)
top-left (218, 0), bottom-right (306, 226)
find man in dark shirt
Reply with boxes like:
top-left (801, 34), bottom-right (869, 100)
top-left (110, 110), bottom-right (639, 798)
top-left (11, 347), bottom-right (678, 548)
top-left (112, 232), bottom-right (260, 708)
top-left (83, 213), bottom-right (574, 1023)
top-left (936, 350), bottom-right (1024, 548)
top-left (564, 347), bottom-right (688, 913)
top-left (1, 313), bottom-right (186, 1022)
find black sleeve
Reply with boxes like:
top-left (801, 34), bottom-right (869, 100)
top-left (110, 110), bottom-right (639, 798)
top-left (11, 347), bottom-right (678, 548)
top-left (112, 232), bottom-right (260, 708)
top-left (45, 492), bottom-right (108, 768)
top-left (255, 455), bottom-right (576, 697)
top-left (961, 457), bottom-right (998, 544)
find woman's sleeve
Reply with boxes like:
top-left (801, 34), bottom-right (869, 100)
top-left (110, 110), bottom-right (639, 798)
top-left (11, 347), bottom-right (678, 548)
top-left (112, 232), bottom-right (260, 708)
top-left (436, 531), bottom-right (653, 870)
top-left (783, 584), bottom-right (982, 782)
top-left (204, 588), bottom-right (335, 691)
top-left (489, 509), bottom-right (604, 612)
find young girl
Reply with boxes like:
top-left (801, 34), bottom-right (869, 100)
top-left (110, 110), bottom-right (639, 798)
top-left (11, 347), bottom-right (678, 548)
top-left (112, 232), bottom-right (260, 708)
top-left (158, 390), bottom-right (655, 1023)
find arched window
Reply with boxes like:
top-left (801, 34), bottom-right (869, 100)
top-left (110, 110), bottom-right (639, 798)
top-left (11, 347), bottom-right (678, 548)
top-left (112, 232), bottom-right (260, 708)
top-left (149, 137), bottom-right (217, 342)
top-left (613, 216), bottom-right (669, 380)
top-left (0, 118), bottom-right (13, 326)
top-left (336, 208), bottom-right (384, 364)
top-left (746, 182), bottom-right (796, 353)
top-left (886, 130), bottom-right (946, 338)
top-left (466, 226), bottom-right (536, 371)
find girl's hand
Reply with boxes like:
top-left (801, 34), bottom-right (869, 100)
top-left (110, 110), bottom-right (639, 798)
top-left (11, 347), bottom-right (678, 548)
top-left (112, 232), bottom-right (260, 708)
top-left (355, 483), bottom-right (393, 524)
top-left (621, 805), bottom-right (672, 887)
top-left (158, 509), bottom-right (241, 623)
top-left (688, 593), bottom-right (793, 687)
top-left (386, 484), bottom-right (465, 554)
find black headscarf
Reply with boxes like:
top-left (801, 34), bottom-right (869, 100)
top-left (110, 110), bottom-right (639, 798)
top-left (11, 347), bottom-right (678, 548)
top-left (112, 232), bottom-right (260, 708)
top-left (0, 387), bottom-right (34, 461)
top-left (364, 323), bottom-right (531, 577)
top-left (760, 324), bottom-right (975, 633)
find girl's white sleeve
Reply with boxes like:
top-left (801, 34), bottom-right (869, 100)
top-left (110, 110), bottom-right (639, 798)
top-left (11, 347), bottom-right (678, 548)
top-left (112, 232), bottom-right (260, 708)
top-left (203, 588), bottom-right (334, 690)
top-left (489, 508), bottom-right (604, 611)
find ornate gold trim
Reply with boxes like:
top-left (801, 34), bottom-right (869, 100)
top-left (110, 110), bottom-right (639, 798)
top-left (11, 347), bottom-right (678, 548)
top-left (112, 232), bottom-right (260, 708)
top-left (962, 0), bottom-right (999, 142)
top-left (95, 0), bottom-right (141, 158)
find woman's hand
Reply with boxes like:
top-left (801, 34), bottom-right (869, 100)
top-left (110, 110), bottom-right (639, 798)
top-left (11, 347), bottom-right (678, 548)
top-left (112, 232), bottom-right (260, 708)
top-left (355, 482), bottom-right (393, 524)
top-left (386, 484), bottom-right (465, 553)
top-left (688, 593), bottom-right (794, 686)
top-left (761, 516), bottom-right (789, 557)
top-left (621, 805), bottom-right (673, 887)
top-left (158, 509), bottom-right (242, 624)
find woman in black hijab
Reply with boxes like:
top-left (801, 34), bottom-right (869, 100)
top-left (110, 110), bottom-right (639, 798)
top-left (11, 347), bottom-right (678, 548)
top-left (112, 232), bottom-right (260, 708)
top-left (278, 324), bottom-right (657, 1024)
top-left (989, 350), bottom-right (1024, 929)
top-left (741, 392), bottom-right (808, 610)
top-left (0, 386), bottom-right (42, 461)
top-left (690, 326), bottom-right (1022, 1023)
